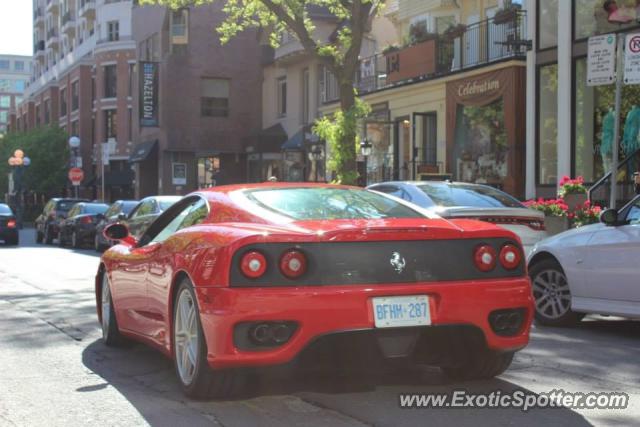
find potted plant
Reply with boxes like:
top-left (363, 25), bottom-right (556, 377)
top-left (570, 200), bottom-right (602, 228)
top-left (493, 1), bottom-right (520, 25)
top-left (382, 44), bottom-right (400, 55)
top-left (524, 198), bottom-right (570, 236)
top-left (558, 175), bottom-right (588, 211)
top-left (443, 23), bottom-right (467, 41)
top-left (409, 23), bottom-right (439, 45)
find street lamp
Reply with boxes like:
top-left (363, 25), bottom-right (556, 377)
top-left (7, 149), bottom-right (31, 229)
top-left (360, 138), bottom-right (372, 186)
top-left (307, 145), bottom-right (324, 182)
top-left (68, 136), bottom-right (80, 198)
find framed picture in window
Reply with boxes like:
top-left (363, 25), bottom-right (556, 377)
top-left (172, 163), bottom-right (187, 185)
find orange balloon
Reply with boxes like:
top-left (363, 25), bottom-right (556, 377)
top-left (14, 149), bottom-right (24, 158)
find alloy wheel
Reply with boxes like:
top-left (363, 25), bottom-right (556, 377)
top-left (174, 289), bottom-right (198, 386)
top-left (531, 268), bottom-right (572, 319)
top-left (101, 275), bottom-right (111, 338)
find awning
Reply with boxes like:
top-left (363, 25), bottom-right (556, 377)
top-left (129, 140), bottom-right (158, 163)
top-left (247, 123), bottom-right (288, 153)
top-left (281, 125), bottom-right (321, 151)
top-left (95, 169), bottom-right (135, 186)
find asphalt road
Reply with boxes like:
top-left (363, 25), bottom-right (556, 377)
top-left (0, 229), bottom-right (638, 426)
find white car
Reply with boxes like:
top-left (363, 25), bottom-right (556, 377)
top-left (527, 195), bottom-right (640, 326)
top-left (368, 181), bottom-right (546, 255)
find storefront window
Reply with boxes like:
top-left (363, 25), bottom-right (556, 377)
top-left (197, 156), bottom-right (220, 188)
top-left (538, 64), bottom-right (558, 185)
top-left (364, 121), bottom-right (393, 184)
top-left (575, 0), bottom-right (639, 40)
top-left (453, 100), bottom-right (508, 188)
top-left (538, 0), bottom-right (558, 49)
top-left (575, 58), bottom-right (640, 182)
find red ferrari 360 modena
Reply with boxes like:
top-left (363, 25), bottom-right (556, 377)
top-left (96, 183), bottom-right (533, 398)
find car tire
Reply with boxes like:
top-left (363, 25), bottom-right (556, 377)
top-left (36, 230), bottom-right (43, 244)
top-left (441, 350), bottom-right (514, 381)
top-left (100, 272), bottom-right (127, 346)
top-left (173, 279), bottom-right (242, 399)
top-left (44, 226), bottom-right (53, 245)
top-left (5, 237), bottom-right (18, 246)
top-left (95, 235), bottom-right (105, 252)
top-left (72, 231), bottom-right (81, 249)
top-left (529, 258), bottom-right (584, 327)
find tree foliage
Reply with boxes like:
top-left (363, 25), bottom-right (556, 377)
top-left (0, 127), bottom-right (69, 197)
top-left (141, 0), bottom-right (384, 184)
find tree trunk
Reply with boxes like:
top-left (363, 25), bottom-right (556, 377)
top-left (337, 83), bottom-right (358, 185)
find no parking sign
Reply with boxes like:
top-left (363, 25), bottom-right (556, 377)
top-left (624, 33), bottom-right (640, 85)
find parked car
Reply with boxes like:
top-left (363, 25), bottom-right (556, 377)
top-left (97, 184), bottom-right (533, 398)
top-left (0, 203), bottom-right (18, 246)
top-left (368, 181), bottom-right (546, 255)
top-left (35, 198), bottom-right (89, 244)
top-left (124, 196), bottom-right (181, 238)
top-left (58, 202), bottom-right (110, 249)
top-left (528, 195), bottom-right (640, 326)
top-left (94, 200), bottom-right (139, 252)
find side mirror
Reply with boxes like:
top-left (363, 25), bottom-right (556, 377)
top-left (103, 223), bottom-right (137, 246)
top-left (600, 208), bottom-right (619, 226)
top-left (96, 213), bottom-right (105, 221)
top-left (117, 213), bottom-right (127, 221)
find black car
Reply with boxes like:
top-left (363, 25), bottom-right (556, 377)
top-left (58, 202), bottom-right (109, 249)
top-left (35, 198), bottom-right (89, 244)
top-left (125, 196), bottom-right (181, 239)
top-left (94, 200), bottom-right (139, 252)
top-left (0, 204), bottom-right (18, 246)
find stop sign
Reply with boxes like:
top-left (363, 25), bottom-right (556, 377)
top-left (68, 167), bottom-right (84, 186)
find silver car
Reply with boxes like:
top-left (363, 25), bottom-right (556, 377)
top-left (368, 181), bottom-right (546, 255)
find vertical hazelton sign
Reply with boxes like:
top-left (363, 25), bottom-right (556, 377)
top-left (139, 62), bottom-right (159, 127)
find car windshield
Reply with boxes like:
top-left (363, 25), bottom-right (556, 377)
top-left (0, 204), bottom-right (13, 215)
top-left (159, 198), bottom-right (180, 211)
top-left (57, 201), bottom-right (77, 211)
top-left (244, 187), bottom-right (424, 220)
top-left (417, 184), bottom-right (524, 208)
top-left (121, 201), bottom-right (138, 215)
top-left (84, 204), bottom-right (109, 214)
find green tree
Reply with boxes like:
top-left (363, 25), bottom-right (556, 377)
top-left (141, 0), bottom-right (384, 184)
top-left (0, 127), bottom-right (69, 197)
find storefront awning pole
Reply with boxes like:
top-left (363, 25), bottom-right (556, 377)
top-left (610, 34), bottom-right (624, 209)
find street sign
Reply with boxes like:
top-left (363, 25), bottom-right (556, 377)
top-left (102, 143), bottom-right (110, 166)
top-left (624, 33), bottom-right (640, 84)
top-left (68, 167), bottom-right (84, 186)
top-left (587, 34), bottom-right (617, 86)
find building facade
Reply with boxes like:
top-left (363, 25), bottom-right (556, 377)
top-left (0, 55), bottom-right (31, 135)
top-left (131, 3), bottom-right (263, 198)
top-left (528, 0), bottom-right (640, 204)
top-left (14, 0), bottom-right (135, 201)
top-left (317, 0), bottom-right (528, 198)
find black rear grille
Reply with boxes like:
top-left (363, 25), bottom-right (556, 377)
top-left (229, 238), bottom-right (524, 287)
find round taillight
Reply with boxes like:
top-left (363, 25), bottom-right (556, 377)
top-left (240, 251), bottom-right (267, 279)
top-left (474, 245), bottom-right (497, 272)
top-left (499, 244), bottom-right (522, 270)
top-left (279, 250), bottom-right (307, 279)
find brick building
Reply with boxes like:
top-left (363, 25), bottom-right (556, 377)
top-left (130, 3), bottom-right (263, 198)
top-left (14, 0), bottom-right (135, 201)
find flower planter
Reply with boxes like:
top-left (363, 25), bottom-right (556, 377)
top-left (544, 216), bottom-right (570, 236)
top-left (443, 25), bottom-right (467, 41)
top-left (562, 193), bottom-right (588, 211)
top-left (385, 39), bottom-right (437, 84)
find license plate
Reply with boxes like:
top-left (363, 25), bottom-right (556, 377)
top-left (372, 295), bottom-right (431, 328)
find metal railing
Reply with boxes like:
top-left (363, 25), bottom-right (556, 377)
top-left (62, 11), bottom-right (75, 26)
top-left (47, 29), bottom-right (58, 40)
top-left (588, 147), bottom-right (640, 209)
top-left (355, 10), bottom-right (527, 96)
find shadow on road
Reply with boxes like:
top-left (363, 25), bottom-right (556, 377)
top-left (81, 338), bottom-right (591, 427)
top-left (0, 228), bottom-right (102, 257)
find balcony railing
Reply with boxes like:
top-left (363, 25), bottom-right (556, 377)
top-left (588, 147), bottom-right (640, 209)
top-left (47, 28), bottom-right (58, 40)
top-left (354, 11), bottom-right (527, 97)
top-left (33, 40), bottom-right (45, 54)
top-left (62, 11), bottom-right (75, 26)
top-left (79, 0), bottom-right (96, 18)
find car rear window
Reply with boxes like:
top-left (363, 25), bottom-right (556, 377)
top-left (417, 184), bottom-right (524, 208)
top-left (84, 204), bottom-right (109, 214)
top-left (244, 187), bottom-right (424, 220)
top-left (0, 204), bottom-right (13, 215)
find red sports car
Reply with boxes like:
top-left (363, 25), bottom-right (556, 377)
top-left (96, 183), bottom-right (533, 398)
